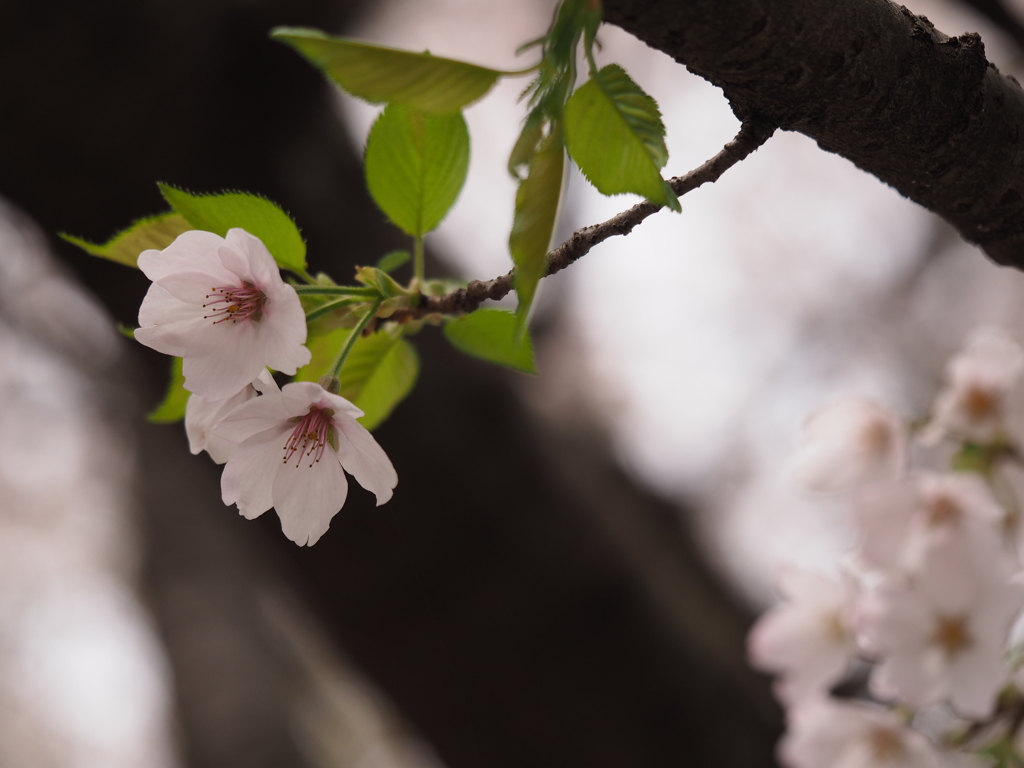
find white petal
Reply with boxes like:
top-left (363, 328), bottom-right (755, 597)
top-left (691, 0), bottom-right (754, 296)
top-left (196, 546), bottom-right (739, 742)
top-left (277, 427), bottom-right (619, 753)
top-left (946, 642), bottom-right (1006, 719)
top-left (252, 369), bottom-right (279, 394)
top-left (223, 228), bottom-right (279, 283)
top-left (158, 269), bottom-right (245, 305)
top-left (278, 381), bottom-right (364, 419)
top-left (137, 230), bottom-right (237, 284)
top-left (185, 385), bottom-right (256, 463)
top-left (220, 424), bottom-right (290, 519)
top-left (136, 284), bottom-right (222, 357)
top-left (333, 414), bottom-right (397, 505)
top-left (213, 389), bottom-right (303, 444)
top-left (180, 324), bottom-right (265, 398)
top-left (272, 450), bottom-right (349, 546)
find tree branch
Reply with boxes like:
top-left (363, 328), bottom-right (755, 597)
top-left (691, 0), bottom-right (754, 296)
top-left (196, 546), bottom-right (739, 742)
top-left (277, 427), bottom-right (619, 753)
top-left (405, 118), bottom-right (776, 319)
top-left (602, 0), bottom-right (1024, 270)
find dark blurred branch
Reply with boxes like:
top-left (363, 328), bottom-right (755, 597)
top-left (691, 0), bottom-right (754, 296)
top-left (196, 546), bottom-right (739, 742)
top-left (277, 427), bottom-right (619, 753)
top-left (401, 118), bottom-right (776, 319)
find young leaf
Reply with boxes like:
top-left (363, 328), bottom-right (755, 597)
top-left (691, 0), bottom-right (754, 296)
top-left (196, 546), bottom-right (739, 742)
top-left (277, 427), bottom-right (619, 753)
top-left (508, 109), bottom-right (545, 180)
top-left (148, 357), bottom-right (189, 424)
top-left (271, 28), bottom-right (502, 114)
top-left (158, 185), bottom-right (308, 273)
top-left (61, 212), bottom-right (192, 268)
top-left (444, 309), bottom-right (537, 374)
top-left (377, 249), bottom-right (411, 274)
top-left (295, 325), bottom-right (418, 431)
top-left (364, 104), bottom-right (470, 237)
top-left (509, 126), bottom-right (564, 321)
top-left (563, 64), bottom-right (680, 211)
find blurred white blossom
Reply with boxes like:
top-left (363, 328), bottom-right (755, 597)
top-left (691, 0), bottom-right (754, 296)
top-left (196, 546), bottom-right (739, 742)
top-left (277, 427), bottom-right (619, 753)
top-left (779, 697), bottom-right (940, 768)
top-left (748, 567), bottom-right (860, 703)
top-left (924, 328), bottom-right (1024, 446)
top-left (854, 473), bottom-right (1006, 574)
top-left (791, 398), bottom-right (905, 494)
top-left (859, 537), bottom-right (1023, 718)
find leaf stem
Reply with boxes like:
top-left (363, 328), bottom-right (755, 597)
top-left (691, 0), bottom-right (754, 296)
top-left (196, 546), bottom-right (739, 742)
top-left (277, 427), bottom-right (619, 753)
top-left (413, 236), bottom-right (425, 287)
top-left (294, 267), bottom-right (318, 284)
top-left (501, 61), bottom-right (543, 76)
top-left (294, 285), bottom-right (380, 297)
top-left (327, 299), bottom-right (382, 379)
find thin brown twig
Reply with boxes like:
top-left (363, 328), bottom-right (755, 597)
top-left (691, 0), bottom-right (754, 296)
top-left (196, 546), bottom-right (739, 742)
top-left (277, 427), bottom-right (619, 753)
top-left (394, 117), bottom-right (776, 321)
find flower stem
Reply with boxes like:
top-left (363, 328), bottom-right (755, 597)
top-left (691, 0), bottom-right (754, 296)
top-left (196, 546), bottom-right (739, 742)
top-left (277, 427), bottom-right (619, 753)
top-left (413, 236), bottom-right (425, 288)
top-left (294, 285), bottom-right (380, 297)
top-left (327, 299), bottom-right (382, 380)
top-left (304, 297), bottom-right (363, 323)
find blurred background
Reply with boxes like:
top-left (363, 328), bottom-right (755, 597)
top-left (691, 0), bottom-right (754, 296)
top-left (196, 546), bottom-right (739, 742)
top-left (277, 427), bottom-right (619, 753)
top-left (2, 0), bottom-right (1024, 766)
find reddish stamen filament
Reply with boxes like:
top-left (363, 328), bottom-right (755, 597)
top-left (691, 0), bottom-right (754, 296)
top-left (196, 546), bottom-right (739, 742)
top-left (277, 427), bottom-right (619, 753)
top-left (283, 407), bottom-right (334, 468)
top-left (203, 281), bottom-right (266, 324)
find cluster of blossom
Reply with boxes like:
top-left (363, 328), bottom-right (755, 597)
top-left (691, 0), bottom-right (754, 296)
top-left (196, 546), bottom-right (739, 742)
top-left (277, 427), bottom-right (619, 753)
top-left (135, 228), bottom-right (398, 546)
top-left (750, 328), bottom-right (1024, 768)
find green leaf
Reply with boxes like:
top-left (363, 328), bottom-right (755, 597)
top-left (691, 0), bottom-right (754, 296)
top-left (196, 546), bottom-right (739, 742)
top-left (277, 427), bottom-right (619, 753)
top-left (295, 326), bottom-right (418, 430)
top-left (444, 309), bottom-right (537, 374)
top-left (377, 249), bottom-right (411, 274)
top-left (158, 185), bottom-right (308, 273)
top-left (148, 357), bottom-right (189, 424)
top-left (61, 212), bottom-right (192, 268)
top-left (509, 125), bottom-right (564, 321)
top-left (364, 103), bottom-right (470, 237)
top-left (508, 109), bottom-right (544, 180)
top-left (271, 28), bottom-right (502, 114)
top-left (563, 64), bottom-right (680, 211)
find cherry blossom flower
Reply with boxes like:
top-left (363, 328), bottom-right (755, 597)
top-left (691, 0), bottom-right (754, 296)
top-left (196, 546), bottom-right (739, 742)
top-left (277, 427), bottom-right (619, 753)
top-left (779, 697), bottom-right (940, 768)
top-left (211, 381), bottom-right (397, 546)
top-left (790, 398), bottom-right (904, 493)
top-left (924, 327), bottom-right (1024, 445)
top-left (135, 229), bottom-right (311, 399)
top-left (858, 536), bottom-right (1024, 718)
top-left (854, 473), bottom-right (1006, 574)
top-left (185, 369), bottom-right (277, 464)
top-left (748, 567), bottom-right (860, 703)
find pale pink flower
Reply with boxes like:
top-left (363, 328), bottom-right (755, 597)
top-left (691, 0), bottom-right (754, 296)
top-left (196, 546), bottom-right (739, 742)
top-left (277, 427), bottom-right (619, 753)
top-left (779, 697), bottom-right (940, 768)
top-left (924, 327), bottom-right (1024, 445)
top-left (859, 537), bottom-right (1023, 718)
top-left (791, 398), bottom-right (904, 493)
top-left (748, 567), bottom-right (860, 703)
top-left (135, 229), bottom-right (311, 399)
top-left (211, 381), bottom-right (397, 546)
top-left (855, 473), bottom-right (1006, 574)
top-left (185, 369), bottom-right (277, 464)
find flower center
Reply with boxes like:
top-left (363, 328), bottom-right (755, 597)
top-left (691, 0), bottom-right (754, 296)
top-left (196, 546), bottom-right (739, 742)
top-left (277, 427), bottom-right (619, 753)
top-left (962, 384), bottom-right (998, 420)
top-left (925, 493), bottom-right (961, 527)
top-left (931, 614), bottom-right (972, 658)
top-left (866, 726), bottom-right (906, 763)
top-left (820, 609), bottom-right (848, 644)
top-left (858, 418), bottom-right (892, 453)
top-left (283, 407), bottom-right (336, 468)
top-left (203, 281), bottom-right (267, 324)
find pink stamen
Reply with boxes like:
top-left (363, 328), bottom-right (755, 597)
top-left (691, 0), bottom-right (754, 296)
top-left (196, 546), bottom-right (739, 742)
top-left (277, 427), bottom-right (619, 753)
top-left (283, 407), bottom-right (335, 468)
top-left (202, 281), bottom-right (267, 324)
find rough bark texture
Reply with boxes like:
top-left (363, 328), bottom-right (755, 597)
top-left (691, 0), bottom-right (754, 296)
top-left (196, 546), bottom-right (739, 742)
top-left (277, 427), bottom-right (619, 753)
top-left (604, 0), bottom-right (1024, 268)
